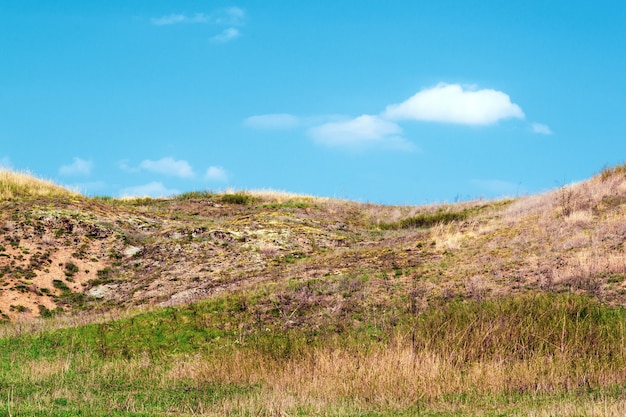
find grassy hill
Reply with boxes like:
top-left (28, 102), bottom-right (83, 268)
top-left (1, 167), bottom-right (626, 415)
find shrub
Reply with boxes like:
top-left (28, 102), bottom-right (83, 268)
top-left (221, 193), bottom-right (253, 205)
top-left (176, 190), bottom-right (215, 200)
top-left (52, 279), bottom-right (70, 292)
top-left (64, 262), bottom-right (79, 277)
top-left (379, 209), bottom-right (472, 230)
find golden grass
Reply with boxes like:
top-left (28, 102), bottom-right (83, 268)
top-left (245, 188), bottom-right (331, 203)
top-left (165, 332), bottom-right (626, 415)
top-left (0, 169), bottom-right (77, 200)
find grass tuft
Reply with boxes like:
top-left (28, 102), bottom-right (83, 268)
top-left (378, 207), bottom-right (479, 230)
top-left (600, 162), bottom-right (626, 181)
top-left (221, 193), bottom-right (254, 205)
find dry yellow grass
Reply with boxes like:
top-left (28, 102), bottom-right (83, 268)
top-left (0, 169), bottom-right (77, 199)
top-left (164, 330), bottom-right (626, 415)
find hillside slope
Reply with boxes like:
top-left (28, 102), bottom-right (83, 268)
top-left (2, 167), bottom-right (626, 321)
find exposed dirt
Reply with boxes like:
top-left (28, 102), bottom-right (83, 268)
top-left (2, 170), bottom-right (626, 321)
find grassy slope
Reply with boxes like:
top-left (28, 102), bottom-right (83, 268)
top-left (1, 168), bottom-right (626, 415)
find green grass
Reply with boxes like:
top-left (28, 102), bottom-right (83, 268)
top-left (220, 193), bottom-right (254, 205)
top-left (0, 292), bottom-right (625, 416)
top-left (378, 207), bottom-right (480, 230)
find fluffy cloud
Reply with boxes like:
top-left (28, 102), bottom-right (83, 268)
top-left (205, 166), bottom-right (228, 182)
top-left (244, 114), bottom-right (300, 130)
top-left (211, 28), bottom-right (240, 43)
top-left (139, 157), bottom-right (194, 178)
top-left (308, 115), bottom-right (415, 151)
top-left (59, 157), bottom-right (93, 176)
top-left (120, 182), bottom-right (179, 198)
top-left (531, 123), bottom-right (553, 135)
top-left (244, 82), bottom-right (532, 153)
top-left (384, 83), bottom-right (525, 125)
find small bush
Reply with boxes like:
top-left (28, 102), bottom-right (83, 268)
top-left (38, 305), bottom-right (54, 318)
top-left (176, 190), bottom-right (215, 200)
top-left (379, 209), bottom-right (472, 230)
top-left (221, 193), bottom-right (253, 205)
top-left (64, 262), bottom-right (79, 277)
top-left (9, 304), bottom-right (29, 313)
top-left (53, 279), bottom-right (70, 292)
top-left (96, 267), bottom-right (113, 278)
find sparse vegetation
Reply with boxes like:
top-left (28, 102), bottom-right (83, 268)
top-left (1, 166), bottom-right (626, 415)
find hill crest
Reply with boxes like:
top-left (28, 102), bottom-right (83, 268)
top-left (1, 166), bottom-right (626, 321)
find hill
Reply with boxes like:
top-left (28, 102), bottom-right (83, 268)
top-left (2, 167), bottom-right (626, 321)
top-left (1, 167), bottom-right (626, 416)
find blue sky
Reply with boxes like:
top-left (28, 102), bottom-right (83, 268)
top-left (2, 1), bottom-right (626, 204)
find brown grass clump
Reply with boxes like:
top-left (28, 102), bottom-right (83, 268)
top-left (0, 169), bottom-right (77, 200)
top-left (167, 338), bottom-right (626, 414)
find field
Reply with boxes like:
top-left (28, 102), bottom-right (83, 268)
top-left (1, 167), bottom-right (626, 416)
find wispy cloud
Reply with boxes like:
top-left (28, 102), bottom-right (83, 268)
top-left (531, 122), bottom-right (553, 135)
top-left (151, 7), bottom-right (246, 42)
top-left (244, 113), bottom-right (301, 130)
top-left (59, 157), bottom-right (93, 176)
top-left (118, 159), bottom-right (138, 173)
top-left (211, 28), bottom-right (241, 43)
top-left (205, 166), bottom-right (228, 182)
top-left (308, 115), bottom-right (415, 151)
top-left (151, 13), bottom-right (209, 26)
top-left (0, 156), bottom-right (12, 169)
top-left (384, 83), bottom-right (525, 125)
top-left (120, 182), bottom-right (179, 198)
top-left (213, 7), bottom-right (246, 26)
top-left (138, 157), bottom-right (194, 178)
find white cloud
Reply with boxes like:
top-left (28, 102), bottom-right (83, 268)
top-left (205, 166), bottom-right (228, 182)
top-left (213, 7), bottom-right (246, 26)
top-left (244, 114), bottom-right (300, 130)
top-left (531, 122), bottom-right (553, 135)
top-left (384, 83), bottom-right (525, 125)
top-left (59, 157), bottom-right (93, 176)
top-left (139, 157), bottom-right (194, 178)
top-left (308, 115), bottom-right (415, 151)
top-left (118, 160), bottom-right (138, 173)
top-left (211, 27), bottom-right (240, 43)
top-left (152, 7), bottom-right (245, 27)
top-left (151, 13), bottom-right (209, 26)
top-left (120, 182), bottom-right (179, 198)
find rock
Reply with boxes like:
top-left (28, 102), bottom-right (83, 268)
top-left (123, 246), bottom-right (142, 257)
top-left (88, 284), bottom-right (118, 299)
